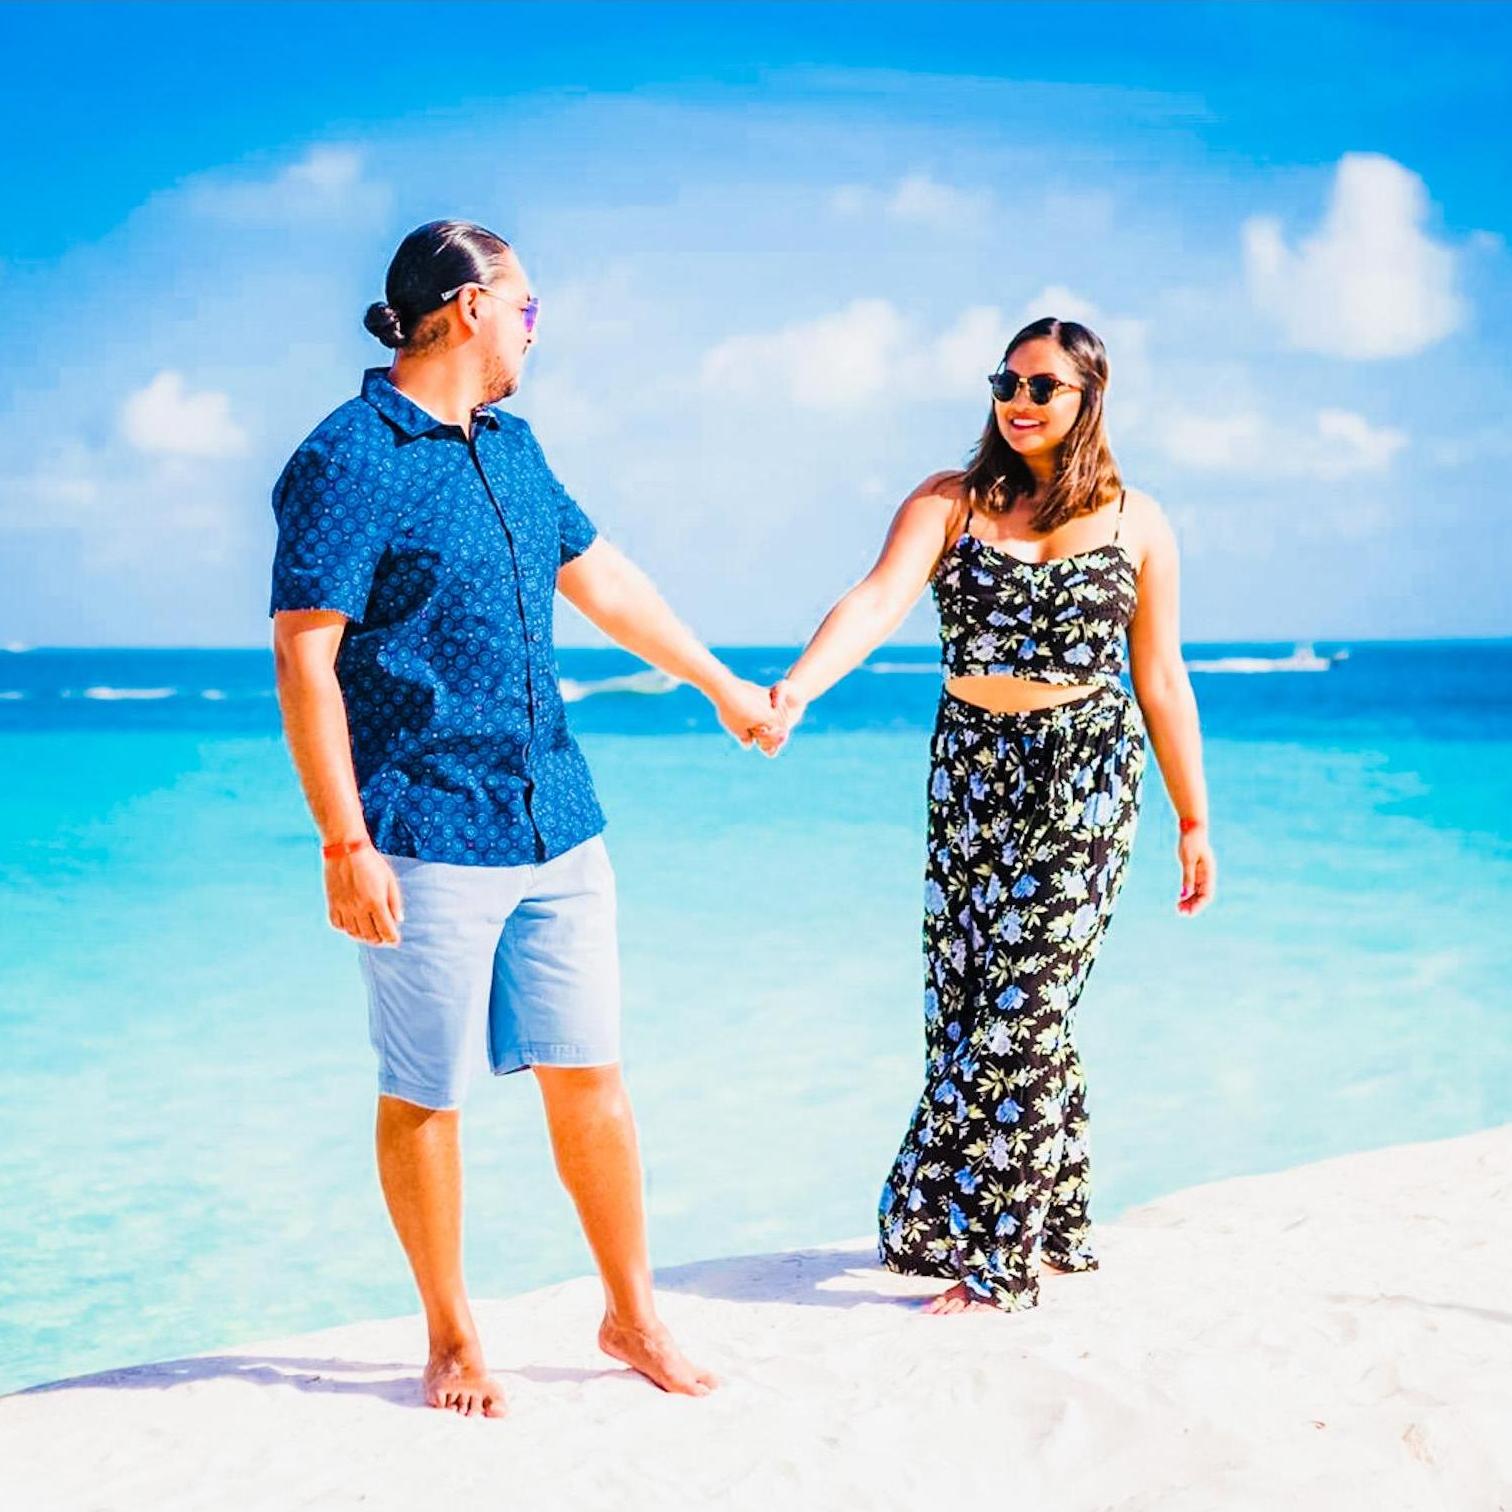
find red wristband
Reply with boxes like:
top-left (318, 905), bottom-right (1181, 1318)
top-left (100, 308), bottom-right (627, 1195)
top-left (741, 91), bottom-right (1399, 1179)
top-left (321, 837), bottom-right (370, 860)
top-left (1178, 817), bottom-right (1206, 834)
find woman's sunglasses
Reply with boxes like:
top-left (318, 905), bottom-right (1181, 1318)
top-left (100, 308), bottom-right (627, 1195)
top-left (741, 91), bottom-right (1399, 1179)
top-left (441, 282), bottom-right (541, 334)
top-left (989, 366), bottom-right (1081, 405)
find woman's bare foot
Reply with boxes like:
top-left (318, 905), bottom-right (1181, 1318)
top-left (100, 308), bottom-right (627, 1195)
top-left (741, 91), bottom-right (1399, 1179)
top-left (422, 1339), bottom-right (508, 1418)
top-left (1040, 1257), bottom-right (1072, 1275)
top-left (922, 1281), bottom-right (1002, 1314)
top-left (598, 1314), bottom-right (720, 1396)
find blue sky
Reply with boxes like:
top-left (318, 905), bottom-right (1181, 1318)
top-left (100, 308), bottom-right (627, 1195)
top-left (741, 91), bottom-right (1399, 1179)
top-left (1, 1), bottom-right (1508, 647)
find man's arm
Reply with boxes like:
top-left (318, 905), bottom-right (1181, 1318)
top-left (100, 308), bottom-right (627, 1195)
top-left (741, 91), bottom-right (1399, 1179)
top-left (557, 539), bottom-right (782, 752)
top-left (273, 609), bottom-right (403, 945)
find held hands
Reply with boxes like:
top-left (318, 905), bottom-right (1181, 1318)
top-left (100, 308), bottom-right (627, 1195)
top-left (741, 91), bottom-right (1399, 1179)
top-left (712, 676), bottom-right (790, 756)
top-left (325, 842), bottom-right (404, 945)
top-left (711, 674), bottom-right (809, 756)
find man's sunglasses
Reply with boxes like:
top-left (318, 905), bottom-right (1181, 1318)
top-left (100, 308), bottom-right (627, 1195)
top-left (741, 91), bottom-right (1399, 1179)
top-left (989, 366), bottom-right (1081, 405)
top-left (441, 282), bottom-right (540, 334)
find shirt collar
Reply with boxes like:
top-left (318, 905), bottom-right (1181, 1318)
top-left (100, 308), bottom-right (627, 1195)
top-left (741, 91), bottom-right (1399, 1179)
top-left (361, 366), bottom-right (502, 438)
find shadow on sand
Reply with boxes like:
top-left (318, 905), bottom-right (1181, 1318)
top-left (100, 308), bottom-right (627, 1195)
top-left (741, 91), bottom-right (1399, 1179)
top-left (653, 1241), bottom-right (937, 1311)
top-left (16, 1352), bottom-right (627, 1407)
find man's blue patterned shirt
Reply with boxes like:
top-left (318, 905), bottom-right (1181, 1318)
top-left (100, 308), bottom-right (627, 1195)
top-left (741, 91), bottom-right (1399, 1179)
top-left (270, 366), bottom-right (605, 865)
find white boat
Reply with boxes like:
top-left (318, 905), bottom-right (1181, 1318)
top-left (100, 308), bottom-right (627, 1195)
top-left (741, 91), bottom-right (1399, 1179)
top-left (1185, 642), bottom-right (1345, 674)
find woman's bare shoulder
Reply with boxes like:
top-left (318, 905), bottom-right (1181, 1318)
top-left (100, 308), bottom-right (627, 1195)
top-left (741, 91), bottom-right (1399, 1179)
top-left (898, 470), bottom-right (969, 534)
top-left (1122, 486), bottom-right (1175, 532)
top-left (906, 469), bottom-right (967, 504)
top-left (1118, 485), bottom-right (1177, 570)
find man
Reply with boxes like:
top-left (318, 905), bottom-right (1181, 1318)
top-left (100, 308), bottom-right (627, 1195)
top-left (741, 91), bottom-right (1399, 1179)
top-left (270, 220), bottom-right (782, 1419)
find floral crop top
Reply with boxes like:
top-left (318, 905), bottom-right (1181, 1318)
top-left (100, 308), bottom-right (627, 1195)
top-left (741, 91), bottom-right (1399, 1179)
top-left (933, 489), bottom-right (1137, 688)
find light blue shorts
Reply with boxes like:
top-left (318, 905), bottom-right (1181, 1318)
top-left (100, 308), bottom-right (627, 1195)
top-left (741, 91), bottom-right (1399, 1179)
top-left (357, 833), bottom-right (621, 1110)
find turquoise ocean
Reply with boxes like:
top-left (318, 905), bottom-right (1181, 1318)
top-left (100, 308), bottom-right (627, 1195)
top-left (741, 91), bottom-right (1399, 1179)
top-left (2, 639), bottom-right (1510, 1395)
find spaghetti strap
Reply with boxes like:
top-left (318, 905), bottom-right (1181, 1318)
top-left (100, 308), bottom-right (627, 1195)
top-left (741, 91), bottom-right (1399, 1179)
top-left (1112, 487), bottom-right (1126, 545)
top-left (958, 498), bottom-right (975, 546)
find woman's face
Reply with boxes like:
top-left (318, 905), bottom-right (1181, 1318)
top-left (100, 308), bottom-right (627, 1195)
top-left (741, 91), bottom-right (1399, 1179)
top-left (993, 336), bottom-right (1085, 460)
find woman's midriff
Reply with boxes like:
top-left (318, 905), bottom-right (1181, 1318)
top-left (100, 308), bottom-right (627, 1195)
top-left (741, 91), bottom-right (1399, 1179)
top-left (944, 675), bottom-right (1103, 713)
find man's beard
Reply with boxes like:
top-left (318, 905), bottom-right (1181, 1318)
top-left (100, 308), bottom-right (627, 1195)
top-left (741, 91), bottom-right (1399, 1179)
top-left (483, 358), bottom-right (520, 404)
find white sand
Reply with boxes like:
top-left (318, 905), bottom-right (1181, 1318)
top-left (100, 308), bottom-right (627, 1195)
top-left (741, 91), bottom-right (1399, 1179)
top-left (4, 1125), bottom-right (1509, 1512)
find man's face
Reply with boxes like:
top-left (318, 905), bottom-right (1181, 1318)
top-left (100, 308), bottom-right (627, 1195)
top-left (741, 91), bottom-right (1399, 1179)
top-left (477, 254), bottom-right (537, 403)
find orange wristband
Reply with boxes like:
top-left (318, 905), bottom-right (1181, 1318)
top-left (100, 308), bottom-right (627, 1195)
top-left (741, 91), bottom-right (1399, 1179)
top-left (321, 837), bottom-right (370, 860)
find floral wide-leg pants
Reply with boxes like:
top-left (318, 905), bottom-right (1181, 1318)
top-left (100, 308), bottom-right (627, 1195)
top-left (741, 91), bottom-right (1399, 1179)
top-left (878, 681), bottom-right (1146, 1310)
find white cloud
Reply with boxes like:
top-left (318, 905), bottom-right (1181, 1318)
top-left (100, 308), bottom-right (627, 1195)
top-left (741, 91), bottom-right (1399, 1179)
top-left (1160, 406), bottom-right (1406, 480)
top-left (119, 371), bottom-right (249, 458)
top-left (701, 298), bottom-right (904, 411)
top-left (830, 174), bottom-right (991, 225)
top-left (887, 173), bottom-right (990, 223)
top-left (930, 306), bottom-right (1008, 395)
top-left (0, 441), bottom-right (104, 527)
top-left (696, 287), bottom-right (1167, 427)
top-left (1243, 153), bottom-right (1465, 359)
top-left (699, 298), bottom-right (1010, 412)
top-left (185, 145), bottom-right (390, 225)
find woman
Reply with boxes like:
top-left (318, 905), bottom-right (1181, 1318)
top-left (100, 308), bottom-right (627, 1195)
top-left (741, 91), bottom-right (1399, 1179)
top-left (770, 317), bottom-right (1215, 1314)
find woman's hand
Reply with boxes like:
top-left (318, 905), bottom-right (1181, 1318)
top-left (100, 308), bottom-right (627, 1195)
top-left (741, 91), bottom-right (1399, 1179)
top-left (1177, 823), bottom-right (1216, 915)
top-left (768, 678), bottom-right (809, 741)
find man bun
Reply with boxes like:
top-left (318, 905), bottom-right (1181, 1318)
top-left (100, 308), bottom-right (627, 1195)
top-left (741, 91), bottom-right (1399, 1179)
top-left (363, 301), bottom-right (405, 348)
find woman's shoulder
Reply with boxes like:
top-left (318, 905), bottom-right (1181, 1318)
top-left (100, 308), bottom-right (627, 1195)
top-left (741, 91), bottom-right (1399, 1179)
top-left (1113, 484), bottom-right (1176, 572)
top-left (1118, 484), bottom-right (1174, 534)
top-left (900, 469), bottom-right (970, 531)
top-left (910, 468), bottom-right (968, 503)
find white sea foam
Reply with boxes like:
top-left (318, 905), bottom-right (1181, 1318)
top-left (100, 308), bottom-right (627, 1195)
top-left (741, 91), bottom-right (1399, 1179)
top-left (1, 643), bottom-right (30, 654)
top-left (0, 691), bottom-right (24, 701)
top-left (78, 686), bottom-right (179, 701)
top-left (867, 662), bottom-right (942, 675)
top-left (561, 669), bottom-right (682, 703)
top-left (200, 689), bottom-right (228, 701)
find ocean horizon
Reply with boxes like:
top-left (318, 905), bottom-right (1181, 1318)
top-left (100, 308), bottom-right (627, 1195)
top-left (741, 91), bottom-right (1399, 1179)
top-left (3, 636), bottom-right (1510, 1396)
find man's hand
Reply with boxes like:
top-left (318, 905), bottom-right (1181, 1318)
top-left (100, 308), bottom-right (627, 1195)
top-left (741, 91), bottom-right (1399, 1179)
top-left (325, 843), bottom-right (404, 945)
top-left (713, 676), bottom-right (788, 756)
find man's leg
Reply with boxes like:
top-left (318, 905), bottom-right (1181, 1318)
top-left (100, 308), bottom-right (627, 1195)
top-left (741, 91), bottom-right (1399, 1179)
top-left (533, 1064), bottom-right (718, 1396)
top-left (375, 1096), bottom-right (506, 1417)
top-left (362, 855), bottom-right (525, 1418)
top-left (493, 835), bottom-right (717, 1396)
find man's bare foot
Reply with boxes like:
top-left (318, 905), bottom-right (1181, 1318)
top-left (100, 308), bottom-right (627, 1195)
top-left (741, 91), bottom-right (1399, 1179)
top-left (598, 1314), bottom-right (719, 1396)
top-left (422, 1340), bottom-right (507, 1418)
top-left (922, 1280), bottom-right (1002, 1314)
top-left (1041, 1257), bottom-right (1072, 1275)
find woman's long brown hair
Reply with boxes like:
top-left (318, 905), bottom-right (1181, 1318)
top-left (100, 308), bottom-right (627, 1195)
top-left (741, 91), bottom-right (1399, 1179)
top-left (958, 317), bottom-right (1123, 533)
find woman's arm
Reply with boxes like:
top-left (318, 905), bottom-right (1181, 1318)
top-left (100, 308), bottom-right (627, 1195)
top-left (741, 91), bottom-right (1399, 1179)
top-left (557, 538), bottom-right (781, 751)
top-left (772, 474), bottom-right (960, 726)
top-left (1126, 499), bottom-right (1216, 915)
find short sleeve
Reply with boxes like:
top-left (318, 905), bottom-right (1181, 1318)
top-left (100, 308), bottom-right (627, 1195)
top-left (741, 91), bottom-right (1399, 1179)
top-left (520, 425), bottom-right (598, 567)
top-left (555, 475), bottom-right (598, 567)
top-left (269, 440), bottom-right (386, 619)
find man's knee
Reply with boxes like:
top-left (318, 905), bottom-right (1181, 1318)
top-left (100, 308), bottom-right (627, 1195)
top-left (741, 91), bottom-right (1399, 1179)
top-left (533, 1062), bottom-right (627, 1117)
top-left (377, 1092), bottom-right (461, 1131)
